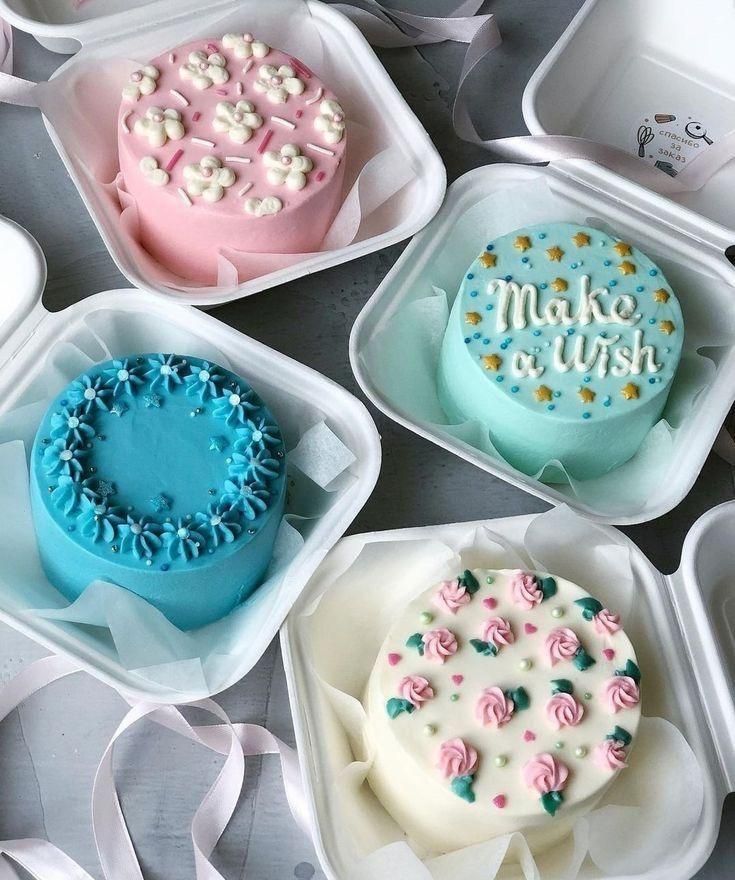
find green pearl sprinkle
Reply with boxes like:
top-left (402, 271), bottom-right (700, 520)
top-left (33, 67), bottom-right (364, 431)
top-left (423, 724), bottom-right (436, 736)
top-left (419, 611), bottom-right (434, 625)
top-left (494, 755), bottom-right (508, 767)
top-left (575, 746), bottom-right (588, 758)
top-left (551, 607), bottom-right (564, 619)
top-left (555, 741), bottom-right (564, 750)
top-left (486, 576), bottom-right (495, 585)
top-left (519, 658), bottom-right (532, 671)
top-left (450, 693), bottom-right (460, 702)
top-left (584, 692), bottom-right (592, 700)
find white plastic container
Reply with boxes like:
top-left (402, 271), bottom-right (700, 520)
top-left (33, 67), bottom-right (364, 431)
top-left (0, 0), bottom-right (446, 307)
top-left (281, 503), bottom-right (735, 880)
top-left (0, 215), bottom-right (382, 703)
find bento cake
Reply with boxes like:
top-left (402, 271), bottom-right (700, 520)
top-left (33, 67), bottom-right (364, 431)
top-left (437, 223), bottom-right (684, 481)
top-left (29, 354), bottom-right (286, 630)
top-left (365, 569), bottom-right (641, 854)
top-left (117, 34), bottom-right (347, 283)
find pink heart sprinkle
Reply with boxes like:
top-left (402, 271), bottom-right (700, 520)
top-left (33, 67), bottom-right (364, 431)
top-left (523, 729), bottom-right (536, 742)
top-left (451, 675), bottom-right (464, 686)
top-left (482, 597), bottom-right (498, 610)
top-left (388, 653), bottom-right (401, 666)
top-left (492, 794), bottom-right (507, 809)
top-left (524, 623), bottom-right (538, 635)
top-left (603, 648), bottom-right (615, 661)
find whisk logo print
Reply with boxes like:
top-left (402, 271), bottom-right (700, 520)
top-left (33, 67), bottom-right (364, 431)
top-left (632, 109), bottom-right (720, 177)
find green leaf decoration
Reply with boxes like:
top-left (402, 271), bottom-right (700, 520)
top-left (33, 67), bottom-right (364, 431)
top-left (539, 576), bottom-right (558, 601)
top-left (406, 632), bottom-right (425, 656)
top-left (573, 596), bottom-right (604, 621)
top-left (459, 569), bottom-right (481, 595)
top-left (551, 678), bottom-right (574, 695)
top-left (386, 698), bottom-right (415, 719)
top-left (450, 774), bottom-right (476, 803)
top-left (505, 686), bottom-right (530, 710)
top-left (573, 646), bottom-right (596, 671)
top-left (607, 725), bottom-right (632, 747)
top-left (615, 659), bottom-right (642, 684)
top-left (540, 789), bottom-right (564, 817)
top-left (470, 638), bottom-right (498, 657)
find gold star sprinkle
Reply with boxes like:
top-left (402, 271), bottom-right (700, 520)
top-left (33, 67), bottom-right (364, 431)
top-left (482, 354), bottom-right (503, 372)
top-left (465, 311), bottom-right (482, 325)
top-left (659, 320), bottom-right (675, 335)
top-left (613, 242), bottom-right (632, 256)
top-left (572, 232), bottom-right (590, 247)
top-left (618, 260), bottom-right (636, 275)
top-left (654, 288), bottom-right (670, 303)
top-left (534, 385), bottom-right (553, 403)
top-left (479, 251), bottom-right (497, 268)
top-left (551, 277), bottom-right (568, 292)
top-left (514, 235), bottom-right (532, 252)
top-left (578, 387), bottom-right (596, 404)
top-left (621, 383), bottom-right (639, 400)
top-left (546, 246), bottom-right (564, 262)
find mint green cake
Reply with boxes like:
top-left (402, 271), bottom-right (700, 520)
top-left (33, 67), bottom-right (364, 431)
top-left (437, 223), bottom-right (683, 481)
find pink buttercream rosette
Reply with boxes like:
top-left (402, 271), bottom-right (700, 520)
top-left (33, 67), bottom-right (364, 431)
top-left (603, 675), bottom-right (640, 713)
top-left (522, 752), bottom-right (569, 794)
top-left (398, 675), bottom-right (434, 708)
top-left (545, 692), bottom-right (584, 729)
top-left (476, 686), bottom-right (514, 728)
top-left (545, 627), bottom-right (581, 666)
top-left (594, 608), bottom-right (622, 635)
top-left (433, 578), bottom-right (471, 615)
top-left (510, 571), bottom-right (543, 609)
top-left (480, 616), bottom-right (515, 650)
top-left (437, 737), bottom-right (478, 779)
top-left (593, 738), bottom-right (628, 770)
top-left (422, 628), bottom-right (458, 663)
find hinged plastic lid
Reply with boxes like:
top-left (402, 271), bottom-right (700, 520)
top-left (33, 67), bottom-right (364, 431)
top-left (523, 0), bottom-right (735, 254)
top-left (0, 216), bottom-right (46, 369)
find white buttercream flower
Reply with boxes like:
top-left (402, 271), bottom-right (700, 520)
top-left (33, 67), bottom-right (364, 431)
top-left (253, 64), bottom-right (304, 104)
top-left (222, 32), bottom-right (270, 60)
top-left (179, 50), bottom-right (229, 90)
top-left (314, 98), bottom-right (345, 144)
top-left (134, 106), bottom-right (185, 148)
top-left (213, 100), bottom-right (263, 144)
top-left (183, 156), bottom-right (236, 202)
top-left (122, 65), bottom-right (159, 102)
top-left (263, 143), bottom-right (313, 190)
top-left (244, 196), bottom-right (282, 217)
top-left (139, 156), bottom-right (169, 187)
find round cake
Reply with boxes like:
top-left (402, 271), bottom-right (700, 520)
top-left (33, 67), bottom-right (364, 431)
top-left (365, 568), bottom-right (641, 854)
top-left (437, 223), bottom-right (684, 481)
top-left (29, 354), bottom-right (286, 630)
top-left (117, 33), bottom-right (347, 283)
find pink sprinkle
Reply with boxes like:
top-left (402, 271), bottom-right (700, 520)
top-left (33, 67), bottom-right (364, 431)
top-left (236, 82), bottom-right (243, 96)
top-left (238, 182), bottom-right (254, 196)
top-left (191, 137), bottom-right (216, 148)
top-left (168, 52), bottom-right (176, 64)
top-left (192, 111), bottom-right (201, 122)
top-left (165, 149), bottom-right (184, 172)
top-left (492, 795), bottom-right (507, 809)
top-left (120, 110), bottom-right (131, 133)
top-left (207, 43), bottom-right (219, 53)
top-left (524, 623), bottom-right (538, 635)
top-left (243, 60), bottom-right (254, 74)
top-left (295, 109), bottom-right (303, 119)
top-left (451, 674), bottom-right (464, 686)
top-left (523, 729), bottom-right (536, 742)
top-left (215, 88), bottom-right (228, 96)
top-left (289, 57), bottom-right (312, 79)
top-left (482, 597), bottom-right (497, 610)
top-left (170, 89), bottom-right (190, 107)
top-left (257, 129), bottom-right (274, 154)
top-left (304, 87), bottom-right (323, 106)
top-left (315, 170), bottom-right (326, 182)
top-left (603, 648), bottom-right (615, 661)
top-left (387, 653), bottom-right (401, 667)
top-left (306, 142), bottom-right (335, 157)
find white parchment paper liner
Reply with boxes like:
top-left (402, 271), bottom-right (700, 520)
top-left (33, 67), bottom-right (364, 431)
top-left (355, 176), bottom-right (735, 518)
top-left (0, 311), bottom-right (359, 695)
top-left (31, 0), bottom-right (418, 297)
top-left (295, 506), bottom-right (704, 879)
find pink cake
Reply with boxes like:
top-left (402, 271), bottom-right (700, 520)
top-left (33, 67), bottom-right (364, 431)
top-left (117, 33), bottom-right (347, 283)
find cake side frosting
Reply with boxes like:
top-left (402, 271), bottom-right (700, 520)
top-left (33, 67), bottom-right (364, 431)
top-left (365, 569), bottom-right (641, 854)
top-left (437, 223), bottom-right (684, 481)
top-left (117, 35), bottom-right (347, 282)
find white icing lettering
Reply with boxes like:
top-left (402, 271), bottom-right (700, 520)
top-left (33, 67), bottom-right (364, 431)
top-left (611, 329), bottom-right (661, 376)
top-left (511, 351), bottom-right (545, 378)
top-left (552, 334), bottom-right (620, 375)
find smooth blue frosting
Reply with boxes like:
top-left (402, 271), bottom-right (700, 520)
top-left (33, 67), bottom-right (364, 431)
top-left (438, 223), bottom-right (684, 480)
top-left (30, 354), bottom-right (286, 630)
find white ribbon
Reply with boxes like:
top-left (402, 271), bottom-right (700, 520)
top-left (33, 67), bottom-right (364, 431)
top-left (0, 657), bottom-right (311, 880)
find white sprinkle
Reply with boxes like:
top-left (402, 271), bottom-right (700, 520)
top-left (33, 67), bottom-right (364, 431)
top-left (305, 87), bottom-right (323, 106)
top-left (170, 89), bottom-right (189, 107)
top-left (306, 142), bottom-right (335, 156)
top-left (168, 52), bottom-right (176, 63)
top-left (238, 182), bottom-right (254, 196)
top-left (242, 60), bottom-right (253, 74)
top-left (121, 110), bottom-right (132, 133)
top-left (225, 156), bottom-right (252, 164)
top-left (191, 137), bottom-right (216, 148)
top-left (178, 187), bottom-right (192, 206)
top-left (236, 82), bottom-right (243, 96)
top-left (271, 115), bottom-right (296, 129)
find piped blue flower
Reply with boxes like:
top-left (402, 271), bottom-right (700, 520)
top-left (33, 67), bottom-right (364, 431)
top-left (50, 476), bottom-right (99, 517)
top-left (66, 374), bottom-right (111, 414)
top-left (184, 361), bottom-right (225, 402)
top-left (144, 354), bottom-right (186, 393)
top-left (50, 407), bottom-right (95, 445)
top-left (234, 417), bottom-right (281, 452)
top-left (194, 503), bottom-right (242, 547)
top-left (161, 518), bottom-right (206, 561)
top-left (220, 476), bottom-right (270, 520)
top-left (228, 447), bottom-right (280, 482)
top-left (42, 438), bottom-right (88, 479)
top-left (102, 358), bottom-right (146, 397)
top-left (78, 497), bottom-right (124, 544)
top-left (212, 385), bottom-right (259, 426)
top-left (118, 515), bottom-right (162, 560)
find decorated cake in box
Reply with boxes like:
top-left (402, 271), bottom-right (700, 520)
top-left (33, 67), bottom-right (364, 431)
top-left (29, 353), bottom-right (286, 631)
top-left (365, 568), bottom-right (641, 854)
top-left (117, 32), bottom-right (347, 283)
top-left (437, 223), bottom-right (684, 481)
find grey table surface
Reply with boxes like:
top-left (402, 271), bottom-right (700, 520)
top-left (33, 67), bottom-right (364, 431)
top-left (1, 2), bottom-right (734, 878)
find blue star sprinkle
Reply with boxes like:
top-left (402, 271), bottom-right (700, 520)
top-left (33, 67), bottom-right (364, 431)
top-left (143, 394), bottom-right (162, 409)
top-left (96, 480), bottom-right (116, 498)
top-left (209, 436), bottom-right (229, 453)
top-left (110, 402), bottom-right (129, 418)
top-left (150, 493), bottom-right (171, 512)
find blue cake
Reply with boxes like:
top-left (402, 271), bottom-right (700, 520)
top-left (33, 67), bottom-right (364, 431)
top-left (437, 223), bottom-right (684, 481)
top-left (30, 353), bottom-right (286, 630)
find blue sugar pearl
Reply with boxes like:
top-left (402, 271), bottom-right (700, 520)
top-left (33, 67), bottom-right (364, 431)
top-left (540, 282), bottom-right (548, 289)
top-left (539, 232), bottom-right (547, 239)
top-left (570, 262), bottom-right (578, 269)
top-left (603, 398), bottom-right (611, 407)
top-left (600, 240), bottom-right (607, 246)
top-left (486, 304), bottom-right (494, 311)
top-left (470, 290), bottom-right (478, 297)
top-left (522, 257), bottom-right (529, 263)
top-left (533, 330), bottom-right (542, 337)
top-left (473, 332), bottom-right (481, 339)
top-left (583, 376), bottom-right (591, 383)
top-left (609, 279), bottom-right (617, 287)
top-left (500, 342), bottom-right (508, 350)
top-left (553, 391), bottom-right (561, 398)
top-left (467, 273), bottom-right (474, 280)
top-left (483, 338), bottom-right (490, 345)
top-left (161, 564), bottom-right (170, 572)
top-left (67, 525), bottom-right (75, 532)
top-left (636, 285), bottom-right (644, 292)
top-left (511, 386), bottom-right (519, 393)
top-left (567, 328), bottom-right (575, 336)
top-left (496, 375), bottom-right (504, 382)
top-left (649, 377), bottom-right (656, 384)
top-left (505, 275), bottom-right (513, 282)
top-left (649, 269), bottom-right (658, 276)
top-left (649, 318), bottom-right (656, 324)
top-left (547, 404), bottom-right (555, 411)
top-left (464, 337), bottom-right (471, 344)
top-left (600, 331), bottom-right (608, 338)
top-left (487, 244), bottom-right (494, 251)
top-left (505, 337), bottom-right (512, 344)
top-left (582, 412), bottom-right (591, 420)
top-left (604, 259), bottom-right (611, 267)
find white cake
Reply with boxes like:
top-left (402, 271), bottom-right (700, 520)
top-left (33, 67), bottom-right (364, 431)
top-left (364, 569), bottom-right (642, 854)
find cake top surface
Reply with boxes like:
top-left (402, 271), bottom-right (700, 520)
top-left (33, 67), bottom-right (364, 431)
top-left (453, 222), bottom-right (684, 421)
top-left (117, 34), bottom-right (346, 218)
top-left (368, 568), bottom-right (642, 819)
top-left (31, 353), bottom-right (286, 571)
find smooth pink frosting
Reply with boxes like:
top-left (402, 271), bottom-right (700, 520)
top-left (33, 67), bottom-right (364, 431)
top-left (433, 578), bottom-right (471, 615)
top-left (593, 738), bottom-right (628, 770)
top-left (398, 675), bottom-right (434, 707)
top-left (475, 686), bottom-right (515, 728)
top-left (522, 753), bottom-right (569, 794)
top-left (593, 608), bottom-right (622, 635)
top-left (603, 675), bottom-right (640, 713)
top-left (422, 628), bottom-right (458, 663)
top-left (480, 616), bottom-right (515, 649)
top-left (545, 693), bottom-right (584, 729)
top-left (437, 738), bottom-right (478, 779)
top-left (545, 627), bottom-right (581, 666)
top-left (510, 571), bottom-right (543, 609)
